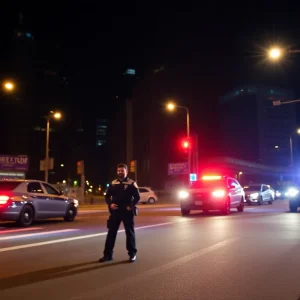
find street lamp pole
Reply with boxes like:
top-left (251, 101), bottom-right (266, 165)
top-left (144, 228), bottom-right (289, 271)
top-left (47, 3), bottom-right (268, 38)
top-left (45, 116), bottom-right (50, 182)
top-left (166, 102), bottom-right (193, 181)
top-left (272, 99), bottom-right (300, 106)
top-left (44, 111), bottom-right (62, 183)
top-left (176, 105), bottom-right (191, 178)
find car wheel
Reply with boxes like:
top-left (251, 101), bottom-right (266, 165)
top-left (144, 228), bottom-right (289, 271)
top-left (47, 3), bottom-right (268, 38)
top-left (148, 197), bottom-right (155, 204)
top-left (221, 198), bottom-right (231, 215)
top-left (289, 201), bottom-right (298, 213)
top-left (237, 197), bottom-right (244, 212)
top-left (64, 205), bottom-right (77, 222)
top-left (17, 205), bottom-right (34, 227)
top-left (258, 196), bottom-right (263, 205)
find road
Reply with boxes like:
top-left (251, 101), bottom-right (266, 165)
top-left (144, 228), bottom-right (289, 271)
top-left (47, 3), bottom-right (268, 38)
top-left (0, 200), bottom-right (300, 300)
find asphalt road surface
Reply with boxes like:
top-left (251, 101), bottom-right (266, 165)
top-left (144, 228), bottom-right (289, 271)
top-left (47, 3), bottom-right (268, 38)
top-left (0, 200), bottom-right (300, 300)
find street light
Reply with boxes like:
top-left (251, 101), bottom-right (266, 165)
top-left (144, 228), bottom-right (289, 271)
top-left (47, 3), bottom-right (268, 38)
top-left (269, 48), bottom-right (282, 60)
top-left (166, 101), bottom-right (191, 178)
top-left (3, 81), bottom-right (15, 92)
top-left (167, 102), bottom-right (176, 111)
top-left (166, 102), bottom-right (190, 137)
top-left (268, 46), bottom-right (300, 61)
top-left (45, 111), bottom-right (62, 182)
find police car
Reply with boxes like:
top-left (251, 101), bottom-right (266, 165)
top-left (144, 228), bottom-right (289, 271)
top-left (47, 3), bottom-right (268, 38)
top-left (178, 175), bottom-right (245, 216)
top-left (0, 180), bottom-right (79, 227)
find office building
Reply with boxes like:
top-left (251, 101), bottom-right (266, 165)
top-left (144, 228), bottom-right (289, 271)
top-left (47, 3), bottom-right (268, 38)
top-left (219, 85), bottom-right (296, 167)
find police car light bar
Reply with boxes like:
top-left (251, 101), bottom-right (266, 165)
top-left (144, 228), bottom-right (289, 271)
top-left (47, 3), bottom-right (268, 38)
top-left (202, 175), bottom-right (222, 180)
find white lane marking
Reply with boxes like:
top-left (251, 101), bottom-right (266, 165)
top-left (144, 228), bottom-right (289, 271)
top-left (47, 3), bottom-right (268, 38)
top-left (72, 237), bottom-right (237, 300)
top-left (0, 229), bottom-right (79, 241)
top-left (0, 219), bottom-right (194, 253)
top-left (0, 227), bottom-right (44, 235)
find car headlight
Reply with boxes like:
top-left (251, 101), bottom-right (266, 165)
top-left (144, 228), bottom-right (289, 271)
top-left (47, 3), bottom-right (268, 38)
top-left (178, 191), bottom-right (189, 199)
top-left (276, 191), bottom-right (281, 197)
top-left (250, 193), bottom-right (259, 198)
top-left (285, 188), bottom-right (299, 197)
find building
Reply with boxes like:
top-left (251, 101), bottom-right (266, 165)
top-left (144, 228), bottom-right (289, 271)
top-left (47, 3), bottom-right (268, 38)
top-left (219, 85), bottom-right (297, 167)
top-left (0, 13), bottom-right (70, 181)
top-left (96, 118), bottom-right (108, 147)
top-left (126, 65), bottom-right (188, 189)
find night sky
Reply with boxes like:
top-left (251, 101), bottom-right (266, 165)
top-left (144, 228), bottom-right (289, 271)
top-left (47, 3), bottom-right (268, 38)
top-left (1, 2), bottom-right (300, 183)
top-left (1, 3), bottom-right (300, 113)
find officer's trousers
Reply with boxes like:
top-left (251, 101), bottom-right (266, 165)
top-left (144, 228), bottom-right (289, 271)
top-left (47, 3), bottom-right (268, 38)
top-left (104, 209), bottom-right (137, 257)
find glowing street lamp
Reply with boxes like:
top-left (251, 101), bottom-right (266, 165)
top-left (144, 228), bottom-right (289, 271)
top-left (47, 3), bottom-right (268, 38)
top-left (268, 46), bottom-right (300, 62)
top-left (166, 102), bottom-right (176, 111)
top-left (269, 48), bottom-right (282, 60)
top-left (3, 81), bottom-right (15, 92)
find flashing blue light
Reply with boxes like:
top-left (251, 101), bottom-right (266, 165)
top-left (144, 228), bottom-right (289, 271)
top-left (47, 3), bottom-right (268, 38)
top-left (190, 173), bottom-right (197, 182)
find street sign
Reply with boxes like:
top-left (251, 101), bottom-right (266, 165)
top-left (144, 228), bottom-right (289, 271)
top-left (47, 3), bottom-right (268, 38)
top-left (0, 155), bottom-right (29, 171)
top-left (168, 162), bottom-right (189, 175)
top-left (40, 158), bottom-right (54, 171)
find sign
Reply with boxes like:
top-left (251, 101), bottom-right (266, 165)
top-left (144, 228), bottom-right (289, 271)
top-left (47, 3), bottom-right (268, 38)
top-left (130, 160), bottom-right (136, 172)
top-left (168, 162), bottom-right (189, 175)
top-left (190, 173), bottom-right (197, 181)
top-left (40, 158), bottom-right (54, 171)
top-left (0, 155), bottom-right (29, 171)
top-left (124, 68), bottom-right (136, 76)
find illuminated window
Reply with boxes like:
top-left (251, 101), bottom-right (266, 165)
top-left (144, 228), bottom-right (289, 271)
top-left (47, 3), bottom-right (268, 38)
top-left (96, 139), bottom-right (106, 147)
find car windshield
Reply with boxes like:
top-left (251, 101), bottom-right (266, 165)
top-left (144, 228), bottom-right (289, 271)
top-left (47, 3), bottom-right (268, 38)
top-left (190, 178), bottom-right (226, 189)
top-left (244, 185), bottom-right (260, 190)
top-left (0, 181), bottom-right (20, 191)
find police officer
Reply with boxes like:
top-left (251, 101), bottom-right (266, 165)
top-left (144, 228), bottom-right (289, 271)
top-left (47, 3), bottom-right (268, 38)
top-left (99, 163), bottom-right (140, 263)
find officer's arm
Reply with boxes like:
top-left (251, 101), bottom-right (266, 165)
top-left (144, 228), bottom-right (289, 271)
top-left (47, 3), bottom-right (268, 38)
top-left (132, 182), bottom-right (140, 205)
top-left (105, 185), bottom-right (113, 206)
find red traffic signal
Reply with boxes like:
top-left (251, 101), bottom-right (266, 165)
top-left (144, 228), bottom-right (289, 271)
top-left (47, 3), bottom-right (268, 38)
top-left (181, 139), bottom-right (190, 149)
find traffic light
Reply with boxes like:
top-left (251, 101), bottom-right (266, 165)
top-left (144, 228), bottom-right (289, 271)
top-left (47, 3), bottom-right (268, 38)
top-left (77, 160), bottom-right (84, 174)
top-left (181, 139), bottom-right (190, 150)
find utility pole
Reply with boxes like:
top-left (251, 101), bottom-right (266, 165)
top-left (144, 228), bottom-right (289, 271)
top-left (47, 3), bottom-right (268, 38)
top-left (126, 98), bottom-right (133, 166)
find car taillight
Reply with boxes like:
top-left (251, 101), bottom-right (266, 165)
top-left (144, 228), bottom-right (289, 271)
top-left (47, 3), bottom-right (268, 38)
top-left (0, 195), bottom-right (10, 205)
top-left (212, 190), bottom-right (225, 197)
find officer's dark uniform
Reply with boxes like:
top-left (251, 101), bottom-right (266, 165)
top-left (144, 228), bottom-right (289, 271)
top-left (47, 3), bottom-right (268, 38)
top-left (103, 177), bottom-right (140, 260)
